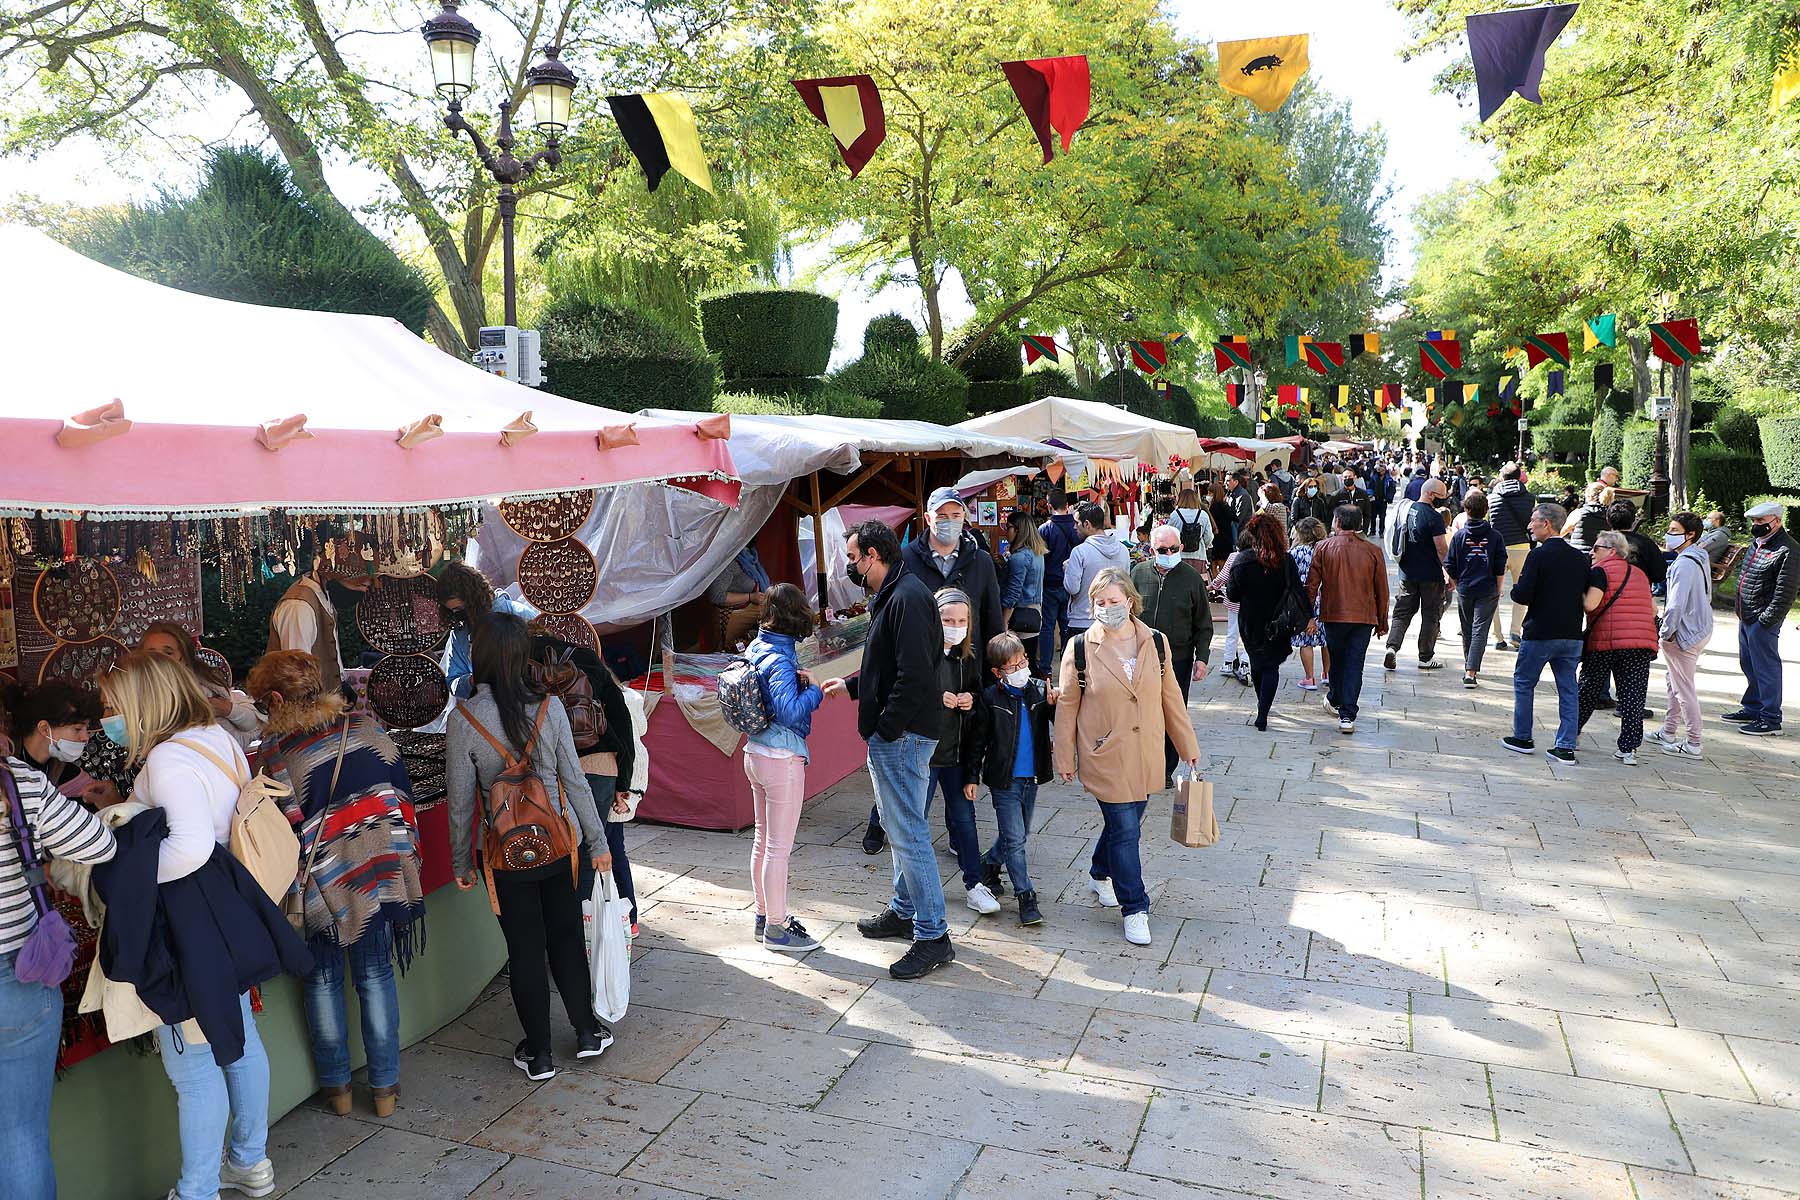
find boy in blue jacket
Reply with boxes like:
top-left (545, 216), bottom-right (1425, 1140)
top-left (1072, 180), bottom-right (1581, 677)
top-left (963, 633), bottom-right (1059, 925)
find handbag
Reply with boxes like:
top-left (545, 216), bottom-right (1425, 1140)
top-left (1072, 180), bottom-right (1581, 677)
top-left (285, 722), bottom-right (350, 936)
top-left (588, 870), bottom-right (633, 1024)
top-left (1008, 604), bottom-right (1043, 634)
top-left (2, 764), bottom-right (78, 987)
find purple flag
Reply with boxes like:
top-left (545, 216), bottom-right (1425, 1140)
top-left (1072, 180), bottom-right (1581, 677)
top-left (1466, 4), bottom-right (1579, 122)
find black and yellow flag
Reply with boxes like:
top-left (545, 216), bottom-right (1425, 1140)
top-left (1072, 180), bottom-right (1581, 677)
top-left (1217, 36), bottom-right (1310, 113)
top-left (607, 93), bottom-right (713, 193)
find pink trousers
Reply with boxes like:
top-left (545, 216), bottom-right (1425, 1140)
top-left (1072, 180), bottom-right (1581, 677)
top-left (1660, 639), bottom-right (1703, 747)
top-left (744, 751), bottom-right (806, 924)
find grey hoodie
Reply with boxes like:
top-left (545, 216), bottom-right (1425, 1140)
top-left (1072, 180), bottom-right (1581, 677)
top-left (1063, 531), bottom-right (1132, 628)
top-left (1661, 545), bottom-right (1715, 651)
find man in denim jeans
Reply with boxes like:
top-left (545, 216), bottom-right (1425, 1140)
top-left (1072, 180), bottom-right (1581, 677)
top-left (1504, 503), bottom-right (1600, 763)
top-left (842, 520), bottom-right (957, 979)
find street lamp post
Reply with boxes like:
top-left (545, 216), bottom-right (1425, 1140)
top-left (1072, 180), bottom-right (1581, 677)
top-left (422, 1), bottom-right (579, 328)
top-left (1115, 310), bottom-right (1136, 408)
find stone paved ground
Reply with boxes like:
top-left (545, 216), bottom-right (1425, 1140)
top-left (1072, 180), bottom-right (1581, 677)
top-left (271, 590), bottom-right (1800, 1200)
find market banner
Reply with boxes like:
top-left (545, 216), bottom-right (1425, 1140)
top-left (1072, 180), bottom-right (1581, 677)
top-left (1213, 336), bottom-right (1253, 373)
top-left (1001, 55), bottom-right (1091, 163)
top-left (1583, 313), bottom-right (1618, 350)
top-left (1465, 3), bottom-right (1580, 122)
top-left (790, 74), bottom-right (886, 177)
top-left (1303, 340), bottom-right (1345, 374)
top-left (1022, 334), bottom-right (1060, 364)
top-left (607, 93), bottom-right (714, 193)
top-left (1419, 339), bottom-right (1462, 379)
top-left (1523, 331), bottom-right (1571, 368)
top-left (1217, 35), bottom-right (1310, 113)
top-left (1649, 318), bottom-right (1704, 364)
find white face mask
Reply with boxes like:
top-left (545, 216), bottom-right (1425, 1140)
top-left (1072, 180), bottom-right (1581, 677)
top-left (1093, 602), bottom-right (1129, 628)
top-left (932, 517), bottom-right (963, 545)
top-left (48, 736), bottom-right (86, 763)
top-left (1665, 533), bottom-right (1687, 550)
top-left (1003, 667), bottom-right (1031, 688)
top-left (1154, 551), bottom-right (1182, 569)
top-left (942, 623), bottom-right (968, 646)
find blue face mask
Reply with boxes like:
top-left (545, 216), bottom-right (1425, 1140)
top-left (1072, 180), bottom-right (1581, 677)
top-left (100, 715), bottom-right (129, 747)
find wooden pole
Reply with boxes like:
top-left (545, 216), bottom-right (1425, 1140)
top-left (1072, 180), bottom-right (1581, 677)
top-left (809, 469), bottom-right (829, 625)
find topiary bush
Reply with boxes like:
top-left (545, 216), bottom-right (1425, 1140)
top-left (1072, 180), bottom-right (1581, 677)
top-left (966, 379), bottom-right (1023, 417)
top-left (831, 350), bottom-right (969, 426)
top-left (862, 312), bottom-right (921, 357)
top-left (540, 295), bottom-right (716, 411)
top-left (699, 289), bottom-right (838, 380)
top-left (1589, 407), bottom-right (1624, 479)
top-left (713, 389), bottom-right (880, 419)
top-left (1093, 370), bottom-right (1164, 422)
top-left (1621, 420), bottom-right (1659, 488)
top-left (1023, 365), bottom-right (1081, 401)
top-left (1687, 442), bottom-right (1768, 519)
top-left (947, 327), bottom-right (1023, 382)
top-left (1535, 425), bottom-right (1589, 458)
top-left (1709, 405), bottom-right (1762, 456)
top-left (1758, 417), bottom-right (1800, 489)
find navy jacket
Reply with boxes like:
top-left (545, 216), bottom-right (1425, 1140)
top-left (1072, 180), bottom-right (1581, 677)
top-left (1039, 514), bottom-right (1081, 591)
top-left (93, 808), bottom-right (313, 1065)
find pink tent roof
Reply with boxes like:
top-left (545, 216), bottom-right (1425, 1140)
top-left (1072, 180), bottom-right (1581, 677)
top-left (0, 226), bottom-right (737, 518)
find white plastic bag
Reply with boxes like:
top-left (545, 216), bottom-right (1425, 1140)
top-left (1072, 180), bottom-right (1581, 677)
top-left (589, 871), bottom-right (632, 1025)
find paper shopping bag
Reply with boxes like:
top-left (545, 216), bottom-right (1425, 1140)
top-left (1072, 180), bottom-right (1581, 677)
top-left (1170, 775), bottom-right (1219, 848)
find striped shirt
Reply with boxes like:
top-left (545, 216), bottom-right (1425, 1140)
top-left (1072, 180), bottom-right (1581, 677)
top-left (2, 758), bottom-right (116, 954)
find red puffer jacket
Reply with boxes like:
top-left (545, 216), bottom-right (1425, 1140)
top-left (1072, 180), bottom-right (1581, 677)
top-left (1585, 555), bottom-right (1659, 652)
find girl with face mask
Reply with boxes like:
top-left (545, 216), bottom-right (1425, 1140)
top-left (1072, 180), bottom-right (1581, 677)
top-left (7, 682), bottom-right (101, 790)
top-left (927, 590), bottom-right (1000, 914)
top-left (1645, 513), bottom-right (1714, 757)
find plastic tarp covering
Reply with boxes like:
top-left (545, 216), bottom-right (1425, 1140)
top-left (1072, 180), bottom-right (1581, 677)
top-left (956, 395), bottom-right (1204, 465)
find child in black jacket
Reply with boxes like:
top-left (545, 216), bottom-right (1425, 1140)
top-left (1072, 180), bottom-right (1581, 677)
top-left (963, 632), bottom-right (1059, 925)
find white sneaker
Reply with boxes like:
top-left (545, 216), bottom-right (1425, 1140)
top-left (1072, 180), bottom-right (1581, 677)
top-left (1123, 912), bottom-right (1152, 945)
top-left (1661, 741), bottom-right (1703, 758)
top-left (1089, 877), bottom-right (1120, 907)
top-left (219, 1158), bottom-right (275, 1198)
top-left (1643, 729), bottom-right (1681, 749)
top-left (1613, 750), bottom-right (1638, 766)
top-left (1338, 717), bottom-right (1355, 734)
top-left (965, 883), bottom-right (1002, 915)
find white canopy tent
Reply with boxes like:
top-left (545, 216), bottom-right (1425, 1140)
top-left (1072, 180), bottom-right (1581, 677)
top-left (956, 395), bottom-right (1203, 471)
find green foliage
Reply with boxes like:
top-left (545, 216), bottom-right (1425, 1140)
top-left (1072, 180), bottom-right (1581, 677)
top-left (1686, 442), bottom-right (1769, 519)
top-left (72, 147), bottom-right (435, 335)
top-left (1023, 366), bottom-right (1082, 402)
top-left (1164, 383), bottom-right (1201, 433)
top-left (1535, 426), bottom-right (1590, 458)
top-left (1094, 371), bottom-right (1170, 424)
top-left (966, 380), bottom-right (1024, 417)
top-left (1589, 408), bottom-right (1625, 479)
top-left (947, 327), bottom-right (1024, 382)
top-left (1709, 405), bottom-right (1763, 456)
top-left (700, 289), bottom-right (839, 380)
top-left (199, 568), bottom-right (364, 684)
top-left (1622, 421), bottom-right (1659, 488)
top-left (863, 313), bottom-right (922, 357)
top-left (831, 350), bottom-right (969, 426)
top-left (1734, 387), bottom-right (1800, 417)
top-left (713, 390), bottom-right (881, 420)
top-left (540, 295), bottom-right (716, 413)
top-left (1759, 418), bottom-right (1800, 490)
top-left (730, 376), bottom-right (829, 399)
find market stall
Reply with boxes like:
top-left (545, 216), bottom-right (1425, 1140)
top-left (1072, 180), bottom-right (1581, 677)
top-left (0, 224), bottom-right (740, 1200)
top-left (955, 394), bottom-right (1204, 480)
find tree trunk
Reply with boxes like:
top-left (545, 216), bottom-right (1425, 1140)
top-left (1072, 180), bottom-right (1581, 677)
top-left (1625, 332), bottom-right (1652, 417)
top-left (1669, 365), bottom-right (1692, 513)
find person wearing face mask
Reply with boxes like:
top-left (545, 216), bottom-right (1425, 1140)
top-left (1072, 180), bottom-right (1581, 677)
top-left (965, 633), bottom-right (1058, 926)
top-left (1289, 476), bottom-right (1327, 529)
top-left (1697, 510), bottom-right (1731, 565)
top-left (1062, 501), bottom-right (1132, 635)
top-left (6, 682), bottom-right (105, 796)
top-left (139, 621), bottom-right (261, 750)
top-left (1645, 513), bottom-right (1714, 758)
top-left (1131, 525), bottom-right (1214, 785)
top-left (1577, 532), bottom-right (1660, 765)
top-left (437, 561), bottom-right (536, 700)
top-left (921, 589), bottom-right (997, 915)
top-left (268, 527), bottom-right (373, 696)
top-left (1722, 502), bottom-right (1800, 736)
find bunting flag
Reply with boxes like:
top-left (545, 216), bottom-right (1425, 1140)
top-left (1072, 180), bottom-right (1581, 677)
top-left (1445, 380), bottom-right (1466, 406)
top-left (1487, 400), bottom-right (1503, 418)
top-left (1425, 328), bottom-right (1456, 341)
top-left (1547, 369), bottom-right (1566, 397)
top-left (1465, 4), bottom-right (1580, 123)
top-left (1022, 334), bottom-right (1060, 365)
top-left (1349, 332), bottom-right (1380, 359)
top-left (1649, 319), bottom-right (1704, 364)
top-left (1284, 334), bottom-right (1313, 366)
top-left (1499, 373), bottom-right (1520, 415)
top-left (1277, 383), bottom-right (1301, 417)
top-left (1523, 331), bottom-right (1572, 368)
top-left (607, 93), bottom-right (714, 193)
top-left (1594, 362), bottom-right (1614, 397)
top-left (1583, 313), bottom-right (1618, 351)
top-left (1503, 344), bottom-right (1524, 361)
top-left (1419, 339), bottom-right (1462, 379)
top-left (1425, 386), bottom-right (1437, 411)
top-left (1217, 35), bottom-right (1310, 113)
top-left (1303, 340), bottom-right (1345, 374)
top-left (1001, 55), bottom-right (1091, 163)
top-left (1128, 340), bottom-right (1168, 373)
top-left (790, 75), bottom-right (886, 177)
top-left (1213, 336), bottom-right (1253, 373)
top-left (1225, 383), bottom-right (1244, 411)
top-left (1772, 36), bottom-right (1800, 113)
top-left (1377, 383), bottom-right (1402, 411)
top-left (1332, 384), bottom-right (1350, 421)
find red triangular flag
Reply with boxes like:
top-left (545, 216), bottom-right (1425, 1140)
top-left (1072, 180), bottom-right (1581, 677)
top-left (790, 75), bottom-right (887, 177)
top-left (1649, 319), bottom-right (1703, 365)
top-left (1522, 331), bottom-right (1571, 368)
top-left (1022, 334), bottom-right (1059, 365)
top-left (1303, 341), bottom-right (1345, 374)
top-left (1000, 56), bottom-right (1090, 163)
top-left (1419, 339), bottom-right (1462, 379)
top-left (1129, 340), bottom-right (1167, 373)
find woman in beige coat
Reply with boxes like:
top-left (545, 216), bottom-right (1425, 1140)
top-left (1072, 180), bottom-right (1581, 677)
top-left (1055, 567), bottom-right (1202, 946)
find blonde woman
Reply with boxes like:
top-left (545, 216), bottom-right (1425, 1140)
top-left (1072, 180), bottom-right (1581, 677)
top-left (99, 650), bottom-right (308, 1200)
top-left (1054, 568), bottom-right (1200, 946)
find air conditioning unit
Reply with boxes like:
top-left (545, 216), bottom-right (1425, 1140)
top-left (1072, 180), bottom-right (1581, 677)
top-left (473, 325), bottom-right (544, 388)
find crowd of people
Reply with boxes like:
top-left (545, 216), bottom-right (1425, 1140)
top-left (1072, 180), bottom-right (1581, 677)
top-left (5, 450), bottom-right (1796, 1199)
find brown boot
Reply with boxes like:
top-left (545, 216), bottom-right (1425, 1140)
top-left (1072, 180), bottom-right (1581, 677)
top-left (371, 1085), bottom-right (399, 1118)
top-left (319, 1084), bottom-right (352, 1116)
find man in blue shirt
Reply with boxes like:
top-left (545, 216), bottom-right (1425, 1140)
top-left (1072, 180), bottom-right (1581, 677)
top-left (1384, 478), bottom-right (1451, 672)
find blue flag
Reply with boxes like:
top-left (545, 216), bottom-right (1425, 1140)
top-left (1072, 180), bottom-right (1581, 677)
top-left (1466, 4), bottom-right (1579, 122)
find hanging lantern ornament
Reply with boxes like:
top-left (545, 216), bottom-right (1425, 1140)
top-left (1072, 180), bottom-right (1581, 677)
top-left (422, 0), bottom-right (481, 100)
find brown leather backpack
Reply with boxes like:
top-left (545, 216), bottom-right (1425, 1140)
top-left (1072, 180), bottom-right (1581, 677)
top-left (456, 699), bottom-right (577, 913)
top-left (528, 647), bottom-right (603, 752)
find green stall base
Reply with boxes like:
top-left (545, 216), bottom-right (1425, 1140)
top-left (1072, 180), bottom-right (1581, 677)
top-left (50, 884), bottom-right (507, 1199)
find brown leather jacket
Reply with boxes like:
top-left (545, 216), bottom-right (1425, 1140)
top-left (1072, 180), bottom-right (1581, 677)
top-left (1305, 533), bottom-right (1390, 632)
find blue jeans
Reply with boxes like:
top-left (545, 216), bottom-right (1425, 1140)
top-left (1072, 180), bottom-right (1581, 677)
top-left (867, 732), bottom-right (947, 940)
top-left (1513, 638), bottom-right (1583, 749)
top-left (984, 778), bottom-right (1037, 895)
top-left (1036, 586), bottom-right (1071, 675)
top-left (1739, 618), bottom-right (1784, 724)
top-left (304, 922), bottom-right (400, 1090)
top-left (157, 992), bottom-right (270, 1200)
top-left (928, 765), bottom-right (981, 890)
top-left (1090, 800), bottom-right (1150, 917)
top-left (1323, 622), bottom-right (1373, 721)
top-left (579, 775), bottom-right (637, 923)
top-left (0, 951), bottom-right (60, 1200)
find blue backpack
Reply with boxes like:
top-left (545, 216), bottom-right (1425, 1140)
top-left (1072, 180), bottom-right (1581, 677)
top-left (717, 654), bottom-right (773, 735)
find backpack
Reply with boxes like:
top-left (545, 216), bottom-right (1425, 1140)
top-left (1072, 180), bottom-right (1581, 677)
top-left (1172, 508), bottom-right (1208, 556)
top-left (173, 736), bottom-right (298, 905)
top-left (528, 646), bottom-right (604, 752)
top-left (1072, 627), bottom-right (1167, 691)
top-left (717, 654), bottom-right (773, 735)
top-left (456, 700), bottom-right (578, 914)
top-left (1387, 497), bottom-right (1415, 558)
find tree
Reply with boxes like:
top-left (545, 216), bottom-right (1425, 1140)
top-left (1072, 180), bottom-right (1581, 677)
top-left (73, 145), bottom-right (435, 333)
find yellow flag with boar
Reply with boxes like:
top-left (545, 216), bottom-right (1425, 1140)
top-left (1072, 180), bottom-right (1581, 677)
top-left (1217, 35), bottom-right (1310, 113)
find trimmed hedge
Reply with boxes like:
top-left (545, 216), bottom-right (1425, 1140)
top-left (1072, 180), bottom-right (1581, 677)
top-left (1589, 406), bottom-right (1623, 478)
top-left (730, 375), bottom-right (827, 399)
top-left (713, 389), bottom-right (880, 419)
top-left (699, 289), bottom-right (838, 380)
top-left (1621, 420), bottom-right (1658, 488)
top-left (1757, 417), bottom-right (1800, 489)
top-left (947, 328), bottom-right (1023, 381)
top-left (1687, 442), bottom-right (1769, 519)
top-left (1023, 366), bottom-right (1081, 401)
top-left (540, 296), bottom-right (716, 412)
top-left (1535, 425), bottom-right (1590, 457)
top-left (1709, 404), bottom-right (1762, 455)
top-left (1094, 371), bottom-right (1166, 422)
top-left (862, 312), bottom-right (921, 357)
top-left (831, 350), bottom-right (969, 426)
top-left (966, 379), bottom-right (1024, 417)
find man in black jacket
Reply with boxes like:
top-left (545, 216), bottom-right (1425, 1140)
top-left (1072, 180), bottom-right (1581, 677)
top-left (1504, 504), bottom-right (1597, 763)
top-left (1489, 462), bottom-right (1536, 650)
top-left (904, 487), bottom-right (1004, 650)
top-left (1723, 502), bottom-right (1800, 736)
top-left (843, 520), bottom-right (956, 979)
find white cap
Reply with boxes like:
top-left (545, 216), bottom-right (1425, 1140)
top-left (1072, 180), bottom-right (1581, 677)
top-left (1745, 501), bottom-right (1783, 520)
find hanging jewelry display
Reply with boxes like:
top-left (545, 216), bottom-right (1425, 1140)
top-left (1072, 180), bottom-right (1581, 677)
top-left (498, 491), bottom-right (595, 543)
top-left (112, 557), bottom-right (203, 650)
top-left (516, 538), bottom-right (598, 616)
top-left (532, 611), bottom-right (600, 653)
top-left (355, 574), bottom-right (449, 656)
top-left (37, 636), bottom-right (127, 686)
top-left (32, 558), bottom-right (121, 644)
top-left (365, 653), bottom-right (450, 730)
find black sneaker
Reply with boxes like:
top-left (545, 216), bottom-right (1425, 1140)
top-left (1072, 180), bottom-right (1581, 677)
top-left (856, 908), bottom-right (913, 940)
top-left (1546, 747), bottom-right (1577, 763)
top-left (1720, 709), bottom-right (1758, 725)
top-left (888, 935), bottom-right (956, 980)
top-left (753, 914), bottom-right (766, 943)
top-left (1017, 890), bottom-right (1043, 926)
top-left (1641, 706), bottom-right (1655, 720)
top-left (513, 1040), bottom-right (555, 1081)
top-left (1383, 649), bottom-right (1397, 671)
top-left (981, 860), bottom-right (1005, 897)
top-left (1502, 736), bottom-right (1535, 754)
top-left (1494, 639), bottom-right (1513, 651)
top-left (576, 1026), bottom-right (614, 1059)
top-left (861, 824), bottom-right (886, 855)
top-left (1741, 720), bottom-right (1784, 737)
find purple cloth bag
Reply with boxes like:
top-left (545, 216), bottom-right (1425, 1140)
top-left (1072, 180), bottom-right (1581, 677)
top-left (3, 764), bottom-right (78, 987)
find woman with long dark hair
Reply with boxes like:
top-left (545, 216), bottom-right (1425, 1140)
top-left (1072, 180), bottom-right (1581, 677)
top-left (1227, 512), bottom-right (1304, 731)
top-left (446, 613), bottom-right (608, 1082)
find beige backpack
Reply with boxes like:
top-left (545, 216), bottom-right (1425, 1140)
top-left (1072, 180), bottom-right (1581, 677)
top-left (172, 736), bottom-right (299, 904)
